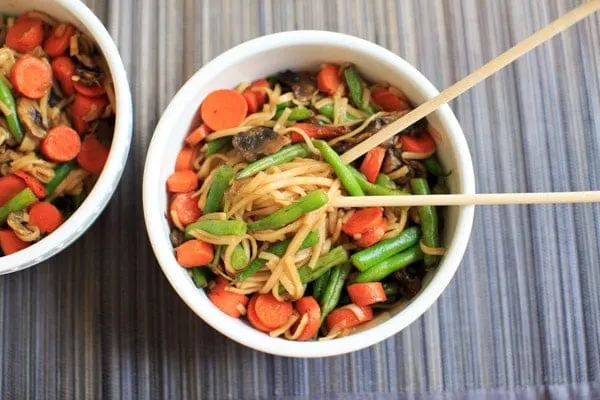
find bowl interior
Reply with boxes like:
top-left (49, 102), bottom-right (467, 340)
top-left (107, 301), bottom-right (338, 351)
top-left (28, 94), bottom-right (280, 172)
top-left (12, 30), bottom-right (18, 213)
top-left (0, 0), bottom-right (132, 273)
top-left (144, 32), bottom-right (475, 357)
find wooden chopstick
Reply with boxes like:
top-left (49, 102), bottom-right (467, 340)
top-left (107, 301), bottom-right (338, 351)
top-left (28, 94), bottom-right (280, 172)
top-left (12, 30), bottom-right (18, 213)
top-left (333, 191), bottom-right (600, 208)
top-left (340, 0), bottom-right (600, 164)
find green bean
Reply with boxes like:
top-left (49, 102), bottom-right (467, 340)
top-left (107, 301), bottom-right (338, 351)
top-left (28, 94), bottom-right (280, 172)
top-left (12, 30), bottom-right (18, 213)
top-left (185, 219), bottom-right (247, 239)
top-left (312, 269), bottom-right (331, 302)
top-left (237, 231), bottom-right (319, 282)
top-left (190, 268), bottom-right (214, 288)
top-left (297, 245), bottom-right (349, 283)
top-left (350, 226), bottom-right (422, 271)
top-left (318, 104), bottom-right (357, 122)
top-left (247, 189), bottom-right (328, 231)
top-left (276, 101), bottom-right (290, 111)
top-left (231, 244), bottom-right (249, 270)
top-left (348, 166), bottom-right (408, 196)
top-left (410, 178), bottom-right (440, 268)
top-left (319, 262), bottom-right (352, 323)
top-left (273, 106), bottom-right (313, 121)
top-left (423, 156), bottom-right (444, 177)
top-left (375, 173), bottom-right (397, 189)
top-left (0, 188), bottom-right (37, 223)
top-left (382, 281), bottom-right (401, 297)
top-left (343, 66), bottom-right (375, 114)
top-left (0, 78), bottom-right (23, 142)
top-left (236, 144), bottom-right (309, 179)
top-left (313, 140), bottom-right (364, 196)
top-left (206, 137), bottom-right (232, 155)
top-left (204, 165), bottom-right (233, 213)
top-left (354, 244), bottom-right (423, 283)
top-left (45, 161), bottom-right (76, 196)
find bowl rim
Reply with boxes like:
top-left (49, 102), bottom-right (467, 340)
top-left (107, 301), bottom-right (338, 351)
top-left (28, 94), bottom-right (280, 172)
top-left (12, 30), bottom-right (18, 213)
top-left (143, 30), bottom-right (475, 357)
top-left (0, 0), bottom-right (133, 274)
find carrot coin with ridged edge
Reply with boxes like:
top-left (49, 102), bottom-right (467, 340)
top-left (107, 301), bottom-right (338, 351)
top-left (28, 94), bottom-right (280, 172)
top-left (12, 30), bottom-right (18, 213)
top-left (200, 89), bottom-right (248, 131)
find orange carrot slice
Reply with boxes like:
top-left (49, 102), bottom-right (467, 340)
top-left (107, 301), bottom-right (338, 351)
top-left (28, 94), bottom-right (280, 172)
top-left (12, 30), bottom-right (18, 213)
top-left (400, 131), bottom-right (436, 153)
top-left (254, 293), bottom-right (293, 329)
top-left (13, 171), bottom-right (46, 198)
top-left (325, 305), bottom-right (373, 331)
top-left (10, 55), bottom-right (53, 99)
top-left (355, 219), bottom-right (388, 248)
top-left (359, 146), bottom-right (386, 183)
top-left (317, 64), bottom-right (343, 95)
top-left (342, 207), bottom-right (384, 236)
top-left (0, 175), bottom-right (27, 205)
top-left (77, 136), bottom-right (110, 174)
top-left (175, 239), bottom-right (214, 267)
top-left (294, 296), bottom-right (321, 341)
top-left (0, 229), bottom-right (29, 255)
top-left (347, 283), bottom-right (387, 306)
top-left (41, 126), bottom-right (82, 162)
top-left (50, 56), bottom-right (76, 96)
top-left (208, 283), bottom-right (249, 318)
top-left (166, 170), bottom-right (198, 193)
top-left (5, 15), bottom-right (44, 53)
top-left (28, 201), bottom-right (64, 234)
top-left (43, 23), bottom-right (75, 57)
top-left (200, 89), bottom-right (248, 131)
top-left (169, 192), bottom-right (201, 226)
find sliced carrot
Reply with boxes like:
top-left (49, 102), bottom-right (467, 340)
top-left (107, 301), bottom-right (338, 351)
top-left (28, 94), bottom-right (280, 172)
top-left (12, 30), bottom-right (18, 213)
top-left (41, 126), bottom-right (81, 162)
top-left (51, 56), bottom-right (76, 96)
top-left (70, 94), bottom-right (108, 124)
top-left (325, 305), bottom-right (373, 332)
top-left (13, 171), bottom-right (46, 198)
top-left (43, 23), bottom-right (75, 57)
top-left (73, 81), bottom-right (106, 97)
top-left (249, 79), bottom-right (270, 106)
top-left (209, 283), bottom-right (249, 318)
top-left (347, 283), bottom-right (387, 306)
top-left (317, 64), bottom-right (343, 95)
top-left (10, 55), bottom-right (53, 99)
top-left (185, 123), bottom-right (211, 146)
top-left (360, 146), bottom-right (386, 183)
top-left (170, 192), bottom-right (201, 226)
top-left (0, 175), bottom-right (27, 205)
top-left (70, 114), bottom-right (89, 134)
top-left (342, 207), bottom-right (384, 236)
top-left (247, 295), bottom-right (271, 332)
top-left (0, 229), bottom-right (29, 255)
top-left (242, 90), bottom-right (260, 114)
top-left (401, 131), bottom-right (435, 153)
top-left (370, 86), bottom-right (388, 99)
top-left (372, 90), bottom-right (409, 112)
top-left (166, 170), bottom-right (198, 193)
top-left (355, 219), bottom-right (388, 248)
top-left (253, 293), bottom-right (293, 329)
top-left (175, 147), bottom-right (196, 171)
top-left (28, 201), bottom-right (64, 234)
top-left (290, 123), bottom-right (346, 143)
top-left (5, 15), bottom-right (44, 53)
top-left (200, 89), bottom-right (248, 131)
top-left (294, 296), bottom-right (321, 341)
top-left (77, 136), bottom-right (110, 174)
top-left (175, 239), bottom-right (214, 267)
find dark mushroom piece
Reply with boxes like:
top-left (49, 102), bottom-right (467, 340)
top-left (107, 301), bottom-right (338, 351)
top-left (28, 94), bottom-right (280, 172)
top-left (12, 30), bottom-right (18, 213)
top-left (277, 70), bottom-right (317, 102)
top-left (395, 265), bottom-right (425, 299)
top-left (17, 98), bottom-right (46, 139)
top-left (381, 149), bottom-right (402, 174)
top-left (232, 126), bottom-right (291, 162)
top-left (170, 229), bottom-right (186, 248)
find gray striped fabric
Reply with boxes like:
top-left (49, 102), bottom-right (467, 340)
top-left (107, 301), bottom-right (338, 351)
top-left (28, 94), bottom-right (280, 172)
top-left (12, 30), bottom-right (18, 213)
top-left (1, 0), bottom-right (599, 398)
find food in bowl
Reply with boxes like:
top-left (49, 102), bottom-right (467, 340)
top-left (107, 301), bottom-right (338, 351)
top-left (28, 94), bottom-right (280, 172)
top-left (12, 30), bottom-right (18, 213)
top-left (165, 62), bottom-right (449, 341)
top-left (0, 10), bottom-right (114, 257)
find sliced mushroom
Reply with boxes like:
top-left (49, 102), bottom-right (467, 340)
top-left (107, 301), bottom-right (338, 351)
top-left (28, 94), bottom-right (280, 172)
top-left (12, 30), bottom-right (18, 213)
top-left (277, 70), bottom-right (317, 102)
top-left (0, 119), bottom-right (9, 147)
top-left (75, 63), bottom-right (104, 86)
top-left (381, 149), bottom-right (402, 174)
top-left (403, 159), bottom-right (428, 179)
top-left (17, 98), bottom-right (46, 138)
top-left (232, 126), bottom-right (291, 162)
top-left (7, 210), bottom-right (40, 242)
top-left (395, 265), bottom-right (425, 299)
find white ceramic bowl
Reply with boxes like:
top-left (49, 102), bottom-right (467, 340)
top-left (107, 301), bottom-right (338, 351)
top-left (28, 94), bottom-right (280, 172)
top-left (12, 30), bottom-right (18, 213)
top-left (143, 31), bottom-right (475, 357)
top-left (0, 0), bottom-right (132, 274)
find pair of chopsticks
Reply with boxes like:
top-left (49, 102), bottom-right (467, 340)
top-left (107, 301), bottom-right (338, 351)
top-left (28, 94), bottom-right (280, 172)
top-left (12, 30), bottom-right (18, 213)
top-left (334, 0), bottom-right (600, 208)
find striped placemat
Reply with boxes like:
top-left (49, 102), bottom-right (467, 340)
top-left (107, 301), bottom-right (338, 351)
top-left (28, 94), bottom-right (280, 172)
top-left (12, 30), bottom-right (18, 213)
top-left (1, 0), bottom-right (599, 398)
